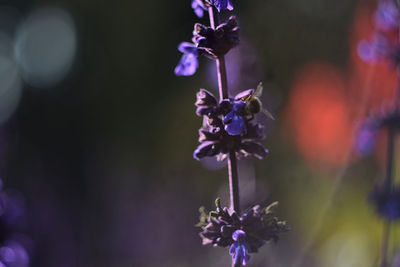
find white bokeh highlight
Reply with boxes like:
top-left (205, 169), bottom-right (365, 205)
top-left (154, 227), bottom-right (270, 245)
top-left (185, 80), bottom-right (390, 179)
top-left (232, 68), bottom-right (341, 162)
top-left (14, 7), bottom-right (76, 88)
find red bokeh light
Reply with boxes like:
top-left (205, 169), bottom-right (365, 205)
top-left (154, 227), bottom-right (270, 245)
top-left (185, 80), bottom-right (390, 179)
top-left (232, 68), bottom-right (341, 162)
top-left (285, 62), bottom-right (353, 170)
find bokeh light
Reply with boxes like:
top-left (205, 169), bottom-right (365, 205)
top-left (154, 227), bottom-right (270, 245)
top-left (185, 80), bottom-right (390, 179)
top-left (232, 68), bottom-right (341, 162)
top-left (285, 62), bottom-right (353, 170)
top-left (14, 7), bottom-right (76, 88)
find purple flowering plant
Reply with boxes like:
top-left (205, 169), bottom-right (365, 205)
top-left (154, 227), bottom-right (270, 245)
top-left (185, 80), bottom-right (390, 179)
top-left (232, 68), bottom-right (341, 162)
top-left (356, 1), bottom-right (400, 266)
top-left (175, 1), bottom-right (289, 266)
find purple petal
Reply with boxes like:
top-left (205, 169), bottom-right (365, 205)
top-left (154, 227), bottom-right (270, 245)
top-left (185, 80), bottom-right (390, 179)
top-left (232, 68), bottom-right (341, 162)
top-left (192, 0), bottom-right (206, 18)
top-left (227, 0), bottom-right (234, 11)
top-left (229, 243), bottom-right (235, 255)
top-left (231, 244), bottom-right (249, 266)
top-left (242, 252), bottom-right (250, 266)
top-left (211, 0), bottom-right (228, 12)
top-left (174, 53), bottom-right (198, 76)
top-left (195, 89), bottom-right (218, 107)
top-left (224, 112), bottom-right (246, 135)
top-left (178, 42), bottom-right (198, 55)
top-left (232, 230), bottom-right (246, 241)
top-left (241, 141), bottom-right (269, 159)
top-left (193, 141), bottom-right (221, 160)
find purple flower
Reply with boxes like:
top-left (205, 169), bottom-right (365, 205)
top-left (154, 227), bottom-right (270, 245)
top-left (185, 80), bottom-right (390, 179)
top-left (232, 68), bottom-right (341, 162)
top-left (192, 0), bottom-right (207, 17)
top-left (174, 42), bottom-right (199, 76)
top-left (210, 0), bottom-right (234, 12)
top-left (357, 34), bottom-right (391, 64)
top-left (197, 199), bottom-right (289, 265)
top-left (369, 185), bottom-right (400, 221)
top-left (224, 101), bottom-right (246, 135)
top-left (229, 230), bottom-right (250, 266)
top-left (374, 2), bottom-right (399, 31)
top-left (193, 89), bottom-right (269, 160)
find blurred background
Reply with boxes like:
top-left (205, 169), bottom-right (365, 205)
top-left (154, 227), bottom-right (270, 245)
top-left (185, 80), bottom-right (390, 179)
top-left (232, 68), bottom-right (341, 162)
top-left (0, 0), bottom-right (397, 266)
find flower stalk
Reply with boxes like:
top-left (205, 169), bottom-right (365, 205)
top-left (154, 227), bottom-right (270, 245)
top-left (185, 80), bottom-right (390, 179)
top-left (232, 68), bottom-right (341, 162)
top-left (208, 4), bottom-right (240, 216)
top-left (209, 4), bottom-right (229, 99)
top-left (209, 7), bottom-right (241, 265)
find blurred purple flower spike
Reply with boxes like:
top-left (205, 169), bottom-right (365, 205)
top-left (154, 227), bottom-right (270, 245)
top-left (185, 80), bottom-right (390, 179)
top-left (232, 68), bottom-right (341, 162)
top-left (374, 2), bottom-right (399, 31)
top-left (175, 42), bottom-right (199, 76)
top-left (229, 230), bottom-right (250, 266)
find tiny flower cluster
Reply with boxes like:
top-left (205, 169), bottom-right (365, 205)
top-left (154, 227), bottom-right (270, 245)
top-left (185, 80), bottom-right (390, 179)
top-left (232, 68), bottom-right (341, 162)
top-left (358, 1), bottom-right (400, 65)
top-left (197, 199), bottom-right (289, 266)
top-left (193, 88), bottom-right (269, 161)
top-left (369, 184), bottom-right (400, 221)
top-left (354, 109), bottom-right (400, 155)
top-left (175, 16), bottom-right (239, 76)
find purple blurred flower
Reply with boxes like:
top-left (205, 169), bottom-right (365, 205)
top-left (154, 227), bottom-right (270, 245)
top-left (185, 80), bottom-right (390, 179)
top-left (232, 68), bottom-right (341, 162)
top-left (175, 42), bottom-right (199, 76)
top-left (357, 34), bottom-right (391, 64)
top-left (229, 230), bottom-right (250, 266)
top-left (374, 2), bottom-right (399, 31)
top-left (193, 89), bottom-right (268, 160)
top-left (0, 241), bottom-right (29, 267)
top-left (369, 185), bottom-right (400, 221)
top-left (192, 0), bottom-right (207, 17)
top-left (197, 199), bottom-right (289, 265)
